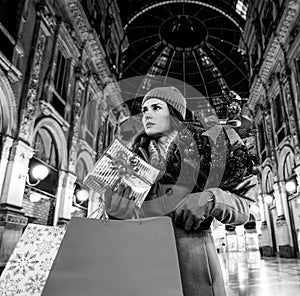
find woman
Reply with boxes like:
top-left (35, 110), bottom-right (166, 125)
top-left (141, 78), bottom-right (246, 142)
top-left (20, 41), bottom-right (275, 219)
top-left (105, 86), bottom-right (256, 296)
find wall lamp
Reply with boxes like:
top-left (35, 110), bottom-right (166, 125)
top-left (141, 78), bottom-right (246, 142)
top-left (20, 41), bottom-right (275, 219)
top-left (264, 194), bottom-right (274, 204)
top-left (285, 179), bottom-right (297, 194)
top-left (71, 186), bottom-right (89, 213)
top-left (26, 164), bottom-right (50, 186)
top-left (25, 163), bottom-right (50, 202)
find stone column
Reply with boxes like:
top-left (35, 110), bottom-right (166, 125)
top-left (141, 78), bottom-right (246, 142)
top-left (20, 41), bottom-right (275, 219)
top-left (258, 193), bottom-right (266, 222)
top-left (56, 172), bottom-right (77, 225)
top-left (0, 140), bottom-right (33, 268)
top-left (260, 195), bottom-right (273, 256)
top-left (274, 181), bottom-right (293, 256)
top-left (273, 182), bottom-right (284, 217)
top-left (294, 165), bottom-right (300, 194)
top-left (0, 136), bottom-right (14, 199)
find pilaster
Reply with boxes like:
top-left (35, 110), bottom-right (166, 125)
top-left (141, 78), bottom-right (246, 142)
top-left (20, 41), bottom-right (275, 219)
top-left (0, 136), bottom-right (14, 199)
top-left (0, 139), bottom-right (32, 268)
top-left (0, 140), bottom-right (33, 207)
top-left (55, 171), bottom-right (77, 225)
top-left (273, 182), bottom-right (284, 217)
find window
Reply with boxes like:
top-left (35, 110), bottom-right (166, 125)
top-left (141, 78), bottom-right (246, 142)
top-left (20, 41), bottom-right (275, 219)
top-left (273, 94), bottom-right (286, 143)
top-left (265, 171), bottom-right (274, 193)
top-left (86, 99), bottom-right (98, 148)
top-left (52, 49), bottom-right (70, 118)
top-left (79, 94), bottom-right (99, 149)
top-left (107, 122), bottom-right (114, 147)
top-left (0, 0), bottom-right (24, 60)
top-left (235, 0), bottom-right (248, 20)
top-left (0, 103), bottom-right (3, 133)
top-left (258, 121), bottom-right (267, 162)
top-left (262, 2), bottom-right (274, 36)
top-left (251, 44), bottom-right (258, 69)
top-left (33, 128), bottom-right (58, 168)
top-left (283, 152), bottom-right (295, 181)
top-left (30, 128), bottom-right (59, 196)
top-left (76, 159), bottom-right (88, 182)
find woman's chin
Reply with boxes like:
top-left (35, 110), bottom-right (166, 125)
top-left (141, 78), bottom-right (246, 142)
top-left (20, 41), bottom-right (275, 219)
top-left (145, 128), bottom-right (157, 136)
top-left (145, 130), bottom-right (168, 138)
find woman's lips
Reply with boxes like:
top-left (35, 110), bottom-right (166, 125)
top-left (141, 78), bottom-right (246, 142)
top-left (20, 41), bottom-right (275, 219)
top-left (146, 122), bottom-right (155, 128)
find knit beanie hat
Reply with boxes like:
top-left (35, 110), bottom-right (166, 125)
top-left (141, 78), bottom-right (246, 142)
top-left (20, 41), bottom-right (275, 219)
top-left (142, 86), bottom-right (187, 120)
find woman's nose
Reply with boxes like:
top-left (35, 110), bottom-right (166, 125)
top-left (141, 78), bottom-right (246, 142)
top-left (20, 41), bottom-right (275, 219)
top-left (143, 112), bottom-right (153, 119)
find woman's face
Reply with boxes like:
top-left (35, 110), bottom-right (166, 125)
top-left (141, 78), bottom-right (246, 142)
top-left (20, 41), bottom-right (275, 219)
top-left (142, 98), bottom-right (171, 136)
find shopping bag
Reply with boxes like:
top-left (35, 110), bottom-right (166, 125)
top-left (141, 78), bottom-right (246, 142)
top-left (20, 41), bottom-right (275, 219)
top-left (0, 224), bottom-right (66, 296)
top-left (42, 216), bottom-right (183, 296)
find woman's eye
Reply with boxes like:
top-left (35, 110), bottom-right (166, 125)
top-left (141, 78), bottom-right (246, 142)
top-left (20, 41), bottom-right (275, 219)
top-left (142, 108), bottom-right (147, 113)
top-left (153, 105), bottom-right (161, 111)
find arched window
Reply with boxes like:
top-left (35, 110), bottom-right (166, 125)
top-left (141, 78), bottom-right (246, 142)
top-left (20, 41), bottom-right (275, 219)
top-left (283, 152), bottom-right (295, 181)
top-left (80, 96), bottom-right (99, 149)
top-left (0, 103), bottom-right (2, 133)
top-left (33, 128), bottom-right (58, 168)
top-left (265, 171), bottom-right (274, 193)
top-left (76, 159), bottom-right (88, 182)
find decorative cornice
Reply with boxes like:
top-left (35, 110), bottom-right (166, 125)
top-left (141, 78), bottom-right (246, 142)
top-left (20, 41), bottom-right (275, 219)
top-left (58, 21), bottom-right (81, 58)
top-left (65, 0), bottom-right (123, 107)
top-left (39, 3), bottom-right (57, 33)
top-left (0, 213), bottom-right (28, 226)
top-left (245, 0), bottom-right (300, 116)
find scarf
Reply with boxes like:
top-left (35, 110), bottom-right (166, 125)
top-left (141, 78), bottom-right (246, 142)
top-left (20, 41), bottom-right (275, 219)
top-left (148, 130), bottom-right (178, 171)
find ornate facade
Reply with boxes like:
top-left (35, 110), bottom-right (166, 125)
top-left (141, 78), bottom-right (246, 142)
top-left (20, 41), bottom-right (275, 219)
top-left (0, 0), bottom-right (128, 270)
top-left (242, 0), bottom-right (300, 258)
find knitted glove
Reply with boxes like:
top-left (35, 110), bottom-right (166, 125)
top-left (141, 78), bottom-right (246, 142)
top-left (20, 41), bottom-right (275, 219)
top-left (174, 191), bottom-right (215, 232)
top-left (104, 184), bottom-right (134, 219)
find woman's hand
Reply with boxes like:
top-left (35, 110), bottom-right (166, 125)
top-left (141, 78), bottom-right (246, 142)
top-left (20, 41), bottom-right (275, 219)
top-left (174, 191), bottom-right (215, 232)
top-left (104, 184), bottom-right (134, 219)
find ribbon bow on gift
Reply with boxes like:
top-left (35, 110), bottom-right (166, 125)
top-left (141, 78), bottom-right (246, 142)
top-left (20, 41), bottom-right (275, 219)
top-left (111, 151), bottom-right (140, 178)
top-left (202, 115), bottom-right (244, 145)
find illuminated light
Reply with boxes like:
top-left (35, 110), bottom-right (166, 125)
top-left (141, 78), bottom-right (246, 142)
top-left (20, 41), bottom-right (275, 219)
top-left (264, 194), bottom-right (273, 204)
top-left (31, 164), bottom-right (49, 181)
top-left (286, 180), bottom-right (297, 193)
top-left (297, 198), bottom-right (300, 204)
top-left (29, 192), bottom-right (42, 203)
top-left (125, 1), bottom-right (243, 32)
top-left (76, 189), bottom-right (89, 202)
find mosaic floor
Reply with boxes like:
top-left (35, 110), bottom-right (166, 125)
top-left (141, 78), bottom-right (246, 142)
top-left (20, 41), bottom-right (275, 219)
top-left (219, 251), bottom-right (300, 296)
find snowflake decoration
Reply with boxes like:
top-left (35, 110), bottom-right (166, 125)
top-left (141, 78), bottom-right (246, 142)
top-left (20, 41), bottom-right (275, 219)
top-left (36, 240), bottom-right (56, 255)
top-left (21, 226), bottom-right (44, 245)
top-left (7, 251), bottom-right (39, 276)
top-left (0, 274), bottom-right (22, 296)
top-left (24, 274), bottom-right (47, 295)
top-left (44, 227), bottom-right (66, 239)
top-left (39, 257), bottom-right (54, 273)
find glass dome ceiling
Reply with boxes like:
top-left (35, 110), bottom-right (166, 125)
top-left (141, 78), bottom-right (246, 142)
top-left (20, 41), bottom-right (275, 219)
top-left (117, 1), bottom-right (250, 117)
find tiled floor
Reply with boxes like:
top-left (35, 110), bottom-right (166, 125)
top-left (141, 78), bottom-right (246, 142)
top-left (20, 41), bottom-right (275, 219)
top-left (219, 251), bottom-right (300, 296)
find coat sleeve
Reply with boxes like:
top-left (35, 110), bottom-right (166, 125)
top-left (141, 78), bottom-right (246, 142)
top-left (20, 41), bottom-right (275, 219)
top-left (205, 188), bottom-right (251, 226)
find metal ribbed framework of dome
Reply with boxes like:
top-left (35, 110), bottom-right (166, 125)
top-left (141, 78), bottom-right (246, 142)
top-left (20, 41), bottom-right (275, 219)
top-left (118, 1), bottom-right (249, 116)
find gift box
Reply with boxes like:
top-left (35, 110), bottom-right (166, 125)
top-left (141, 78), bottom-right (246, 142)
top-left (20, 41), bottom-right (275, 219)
top-left (83, 138), bottom-right (160, 208)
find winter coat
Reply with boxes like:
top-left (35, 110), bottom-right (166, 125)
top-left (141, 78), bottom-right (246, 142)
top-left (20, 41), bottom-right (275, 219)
top-left (127, 122), bottom-right (255, 296)
top-left (109, 122), bottom-right (256, 296)
top-left (135, 155), bottom-right (251, 296)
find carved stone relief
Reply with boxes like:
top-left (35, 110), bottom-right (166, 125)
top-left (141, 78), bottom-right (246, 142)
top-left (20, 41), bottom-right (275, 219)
top-left (265, 114), bottom-right (278, 178)
top-left (19, 32), bottom-right (47, 141)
